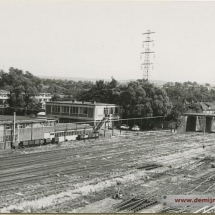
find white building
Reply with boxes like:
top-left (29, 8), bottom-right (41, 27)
top-left (0, 90), bottom-right (9, 106)
top-left (35, 93), bottom-right (52, 109)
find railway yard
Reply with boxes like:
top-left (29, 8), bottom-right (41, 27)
top-left (1, 130), bottom-right (215, 213)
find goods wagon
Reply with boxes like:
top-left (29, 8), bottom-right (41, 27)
top-left (17, 123), bottom-right (94, 147)
top-left (0, 121), bottom-right (96, 149)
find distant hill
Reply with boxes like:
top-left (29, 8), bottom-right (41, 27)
top-left (39, 76), bottom-right (111, 82)
top-left (39, 76), bottom-right (168, 86)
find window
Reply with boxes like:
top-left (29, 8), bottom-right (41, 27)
top-left (104, 108), bottom-right (108, 115)
top-left (5, 125), bottom-right (11, 130)
top-left (62, 106), bottom-right (69, 113)
top-left (70, 106), bottom-right (78, 114)
top-left (53, 105), bottom-right (61, 113)
top-left (80, 107), bottom-right (88, 115)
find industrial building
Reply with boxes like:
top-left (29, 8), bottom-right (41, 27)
top-left (45, 101), bottom-right (121, 125)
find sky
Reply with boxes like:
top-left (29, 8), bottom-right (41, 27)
top-left (0, 1), bottom-right (215, 83)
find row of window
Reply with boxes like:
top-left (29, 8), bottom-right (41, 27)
top-left (38, 98), bottom-right (50, 102)
top-left (52, 106), bottom-right (119, 114)
top-left (55, 128), bottom-right (93, 137)
top-left (104, 107), bottom-right (119, 114)
top-left (52, 106), bottom-right (89, 115)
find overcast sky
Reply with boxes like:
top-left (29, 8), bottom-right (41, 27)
top-left (0, 1), bottom-right (215, 83)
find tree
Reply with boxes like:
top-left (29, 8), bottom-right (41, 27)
top-left (51, 93), bottom-right (62, 101)
top-left (0, 67), bottom-right (42, 110)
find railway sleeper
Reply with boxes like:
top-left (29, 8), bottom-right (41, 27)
top-left (114, 197), bottom-right (136, 209)
top-left (127, 199), bottom-right (148, 211)
top-left (133, 200), bottom-right (158, 212)
top-left (117, 198), bottom-right (142, 211)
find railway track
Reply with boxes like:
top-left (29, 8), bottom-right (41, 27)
top-left (0, 133), bottom-right (173, 165)
top-left (0, 134), bottom-right (213, 197)
top-left (0, 130), bottom-right (203, 162)
top-left (1, 131), bottom-right (215, 212)
top-left (2, 145), bottom-right (212, 210)
top-left (0, 132), bottom-right (203, 172)
top-left (1, 137), bottom-right (211, 186)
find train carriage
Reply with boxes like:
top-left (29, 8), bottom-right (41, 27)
top-left (0, 119), bottom-right (96, 149)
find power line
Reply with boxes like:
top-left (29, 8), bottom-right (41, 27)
top-left (140, 30), bottom-right (155, 81)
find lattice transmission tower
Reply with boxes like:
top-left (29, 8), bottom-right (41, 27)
top-left (140, 30), bottom-right (155, 81)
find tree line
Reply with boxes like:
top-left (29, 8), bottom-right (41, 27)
top-left (163, 81), bottom-right (215, 102)
top-left (2, 67), bottom-right (214, 123)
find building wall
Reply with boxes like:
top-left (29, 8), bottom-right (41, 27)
top-left (94, 105), bottom-right (120, 121)
top-left (46, 102), bottom-right (121, 123)
top-left (46, 104), bottom-right (95, 121)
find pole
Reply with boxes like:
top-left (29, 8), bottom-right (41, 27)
top-left (31, 122), bottom-right (33, 141)
top-left (203, 115), bottom-right (206, 146)
top-left (17, 124), bottom-right (19, 143)
top-left (13, 112), bottom-right (16, 144)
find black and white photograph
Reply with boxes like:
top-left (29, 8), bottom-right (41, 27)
top-left (1, 0), bottom-right (215, 213)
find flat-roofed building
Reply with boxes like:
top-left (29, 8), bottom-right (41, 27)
top-left (45, 101), bottom-right (121, 125)
top-left (35, 93), bottom-right (52, 109)
top-left (0, 90), bottom-right (9, 106)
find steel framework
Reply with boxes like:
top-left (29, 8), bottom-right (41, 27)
top-left (141, 30), bottom-right (155, 80)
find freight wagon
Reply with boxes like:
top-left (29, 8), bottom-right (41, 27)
top-left (0, 119), bottom-right (96, 149)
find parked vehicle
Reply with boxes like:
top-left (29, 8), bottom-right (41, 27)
top-left (131, 125), bottom-right (140, 131)
top-left (120, 124), bottom-right (130, 130)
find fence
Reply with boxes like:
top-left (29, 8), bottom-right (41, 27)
top-left (74, 116), bottom-right (169, 131)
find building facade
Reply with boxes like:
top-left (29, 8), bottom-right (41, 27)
top-left (0, 90), bottom-right (9, 106)
top-left (35, 93), bottom-right (52, 109)
top-left (0, 90), bottom-right (52, 109)
top-left (45, 101), bottom-right (121, 125)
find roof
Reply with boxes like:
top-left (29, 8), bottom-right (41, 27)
top-left (0, 115), bottom-right (33, 121)
top-left (183, 113), bottom-right (215, 117)
top-left (169, 98), bottom-right (190, 106)
top-left (46, 101), bottom-right (119, 106)
top-left (0, 90), bottom-right (9, 94)
top-left (54, 123), bottom-right (92, 131)
top-left (198, 102), bottom-right (215, 111)
top-left (0, 115), bottom-right (55, 125)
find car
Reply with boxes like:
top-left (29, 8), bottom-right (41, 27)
top-left (120, 124), bottom-right (130, 130)
top-left (131, 125), bottom-right (140, 131)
